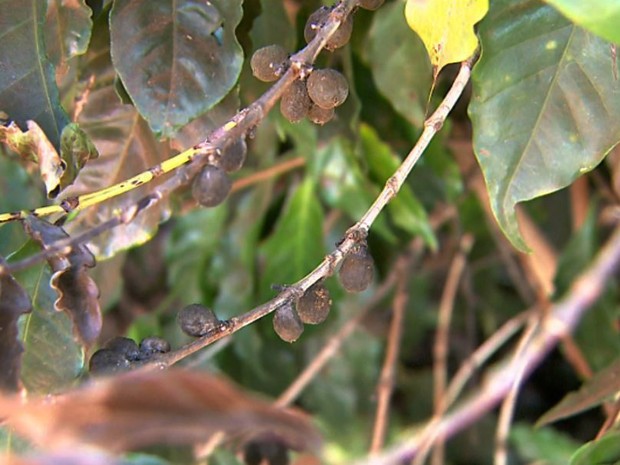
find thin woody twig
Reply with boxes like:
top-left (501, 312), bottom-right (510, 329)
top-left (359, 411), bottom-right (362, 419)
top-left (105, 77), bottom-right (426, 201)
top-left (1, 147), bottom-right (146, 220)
top-left (354, 223), bottom-right (620, 465)
top-left (369, 262), bottom-right (409, 454)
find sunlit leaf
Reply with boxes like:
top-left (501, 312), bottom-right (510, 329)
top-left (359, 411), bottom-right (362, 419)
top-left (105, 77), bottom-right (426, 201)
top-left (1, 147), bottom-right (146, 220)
top-left (570, 431), bottom-right (620, 465)
top-left (365, 1), bottom-right (431, 127)
top-left (259, 178), bottom-right (325, 301)
top-left (470, 0), bottom-right (620, 251)
top-left (0, 0), bottom-right (69, 149)
top-left (109, 0), bottom-right (244, 137)
top-left (0, 269), bottom-right (32, 392)
top-left (0, 121), bottom-right (65, 198)
top-left (0, 370), bottom-right (322, 453)
top-left (45, 0), bottom-right (93, 67)
top-left (405, 0), bottom-right (488, 76)
top-left (543, 0), bottom-right (620, 45)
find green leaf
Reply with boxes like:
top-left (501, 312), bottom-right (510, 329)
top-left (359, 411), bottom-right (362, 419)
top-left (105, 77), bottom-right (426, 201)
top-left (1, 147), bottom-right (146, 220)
top-left (0, 0), bottom-right (69, 149)
top-left (359, 124), bottom-right (437, 249)
top-left (165, 206), bottom-right (228, 305)
top-left (470, 0), bottom-right (620, 251)
top-left (10, 242), bottom-right (84, 394)
top-left (364, 1), bottom-right (432, 127)
top-left (110, 0), bottom-right (244, 137)
top-left (45, 0), bottom-right (93, 67)
top-left (318, 137), bottom-right (397, 243)
top-left (251, 0), bottom-right (296, 50)
top-left (538, 358), bottom-right (620, 427)
top-left (543, 0), bottom-right (620, 45)
top-left (259, 178), bottom-right (325, 300)
top-left (511, 423), bottom-right (579, 465)
top-left (570, 431), bottom-right (620, 465)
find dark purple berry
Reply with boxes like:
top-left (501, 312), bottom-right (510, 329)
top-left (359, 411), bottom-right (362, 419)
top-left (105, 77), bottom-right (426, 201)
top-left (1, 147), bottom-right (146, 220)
top-left (89, 348), bottom-right (131, 375)
top-left (338, 243), bottom-right (374, 292)
top-left (251, 45), bottom-right (288, 82)
top-left (192, 164), bottom-right (232, 208)
top-left (219, 138), bottom-right (247, 173)
top-left (273, 302), bottom-right (303, 343)
top-left (139, 336), bottom-right (171, 357)
top-left (244, 438), bottom-right (289, 465)
top-left (177, 304), bottom-right (220, 337)
top-left (306, 69), bottom-right (348, 110)
top-left (304, 7), bottom-right (352, 51)
top-left (296, 282), bottom-right (332, 325)
top-left (280, 80), bottom-right (311, 123)
top-left (359, 0), bottom-right (385, 10)
top-left (103, 336), bottom-right (140, 361)
top-left (307, 103), bottom-right (335, 125)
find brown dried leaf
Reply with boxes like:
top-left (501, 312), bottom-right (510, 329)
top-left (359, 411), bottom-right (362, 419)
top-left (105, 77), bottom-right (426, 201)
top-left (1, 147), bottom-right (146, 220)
top-left (537, 357), bottom-right (620, 427)
top-left (0, 121), bottom-right (65, 198)
top-left (0, 370), bottom-right (322, 453)
top-left (0, 268), bottom-right (33, 392)
top-left (23, 216), bottom-right (101, 346)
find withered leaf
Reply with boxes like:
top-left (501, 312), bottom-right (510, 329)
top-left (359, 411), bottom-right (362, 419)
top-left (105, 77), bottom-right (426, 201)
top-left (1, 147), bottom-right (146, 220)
top-left (0, 268), bottom-right (33, 392)
top-left (22, 216), bottom-right (101, 346)
top-left (537, 357), bottom-right (620, 427)
top-left (0, 370), bottom-right (322, 453)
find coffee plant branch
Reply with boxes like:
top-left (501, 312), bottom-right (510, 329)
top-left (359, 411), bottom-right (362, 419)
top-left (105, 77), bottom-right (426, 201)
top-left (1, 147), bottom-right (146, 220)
top-left (140, 60), bottom-right (475, 369)
top-left (0, 0), bottom-right (358, 225)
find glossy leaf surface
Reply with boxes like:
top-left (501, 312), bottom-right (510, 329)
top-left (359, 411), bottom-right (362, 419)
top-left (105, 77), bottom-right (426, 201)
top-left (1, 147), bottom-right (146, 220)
top-left (544, 0), bottom-right (620, 44)
top-left (470, 0), bottom-right (620, 250)
top-left (110, 0), bottom-right (244, 137)
top-left (0, 0), bottom-right (69, 149)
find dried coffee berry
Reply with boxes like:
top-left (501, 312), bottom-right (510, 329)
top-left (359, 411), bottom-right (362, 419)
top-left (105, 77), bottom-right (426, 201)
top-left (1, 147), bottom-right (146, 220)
top-left (177, 303), bottom-right (220, 337)
top-left (296, 281), bottom-right (332, 325)
top-left (307, 103), bottom-right (335, 125)
top-left (359, 0), bottom-right (385, 10)
top-left (104, 336), bottom-right (140, 361)
top-left (304, 7), bottom-right (352, 50)
top-left (219, 137), bottom-right (247, 173)
top-left (338, 242), bottom-right (374, 292)
top-left (139, 336), bottom-right (171, 357)
top-left (280, 80), bottom-right (311, 123)
top-left (244, 438), bottom-right (289, 465)
top-left (306, 69), bottom-right (348, 109)
top-left (251, 45), bottom-right (288, 82)
top-left (273, 302), bottom-right (304, 343)
top-left (89, 348), bottom-right (131, 375)
top-left (192, 164), bottom-right (232, 208)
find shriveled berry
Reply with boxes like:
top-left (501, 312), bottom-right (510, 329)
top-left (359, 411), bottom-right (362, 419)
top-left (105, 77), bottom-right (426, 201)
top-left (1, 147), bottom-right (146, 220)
top-left (307, 103), bottom-right (335, 125)
top-left (273, 302), bottom-right (303, 343)
top-left (304, 8), bottom-right (352, 51)
top-left (139, 336), bottom-right (171, 357)
top-left (219, 137), bottom-right (247, 173)
top-left (306, 69), bottom-right (348, 109)
top-left (89, 348), bottom-right (131, 375)
top-left (177, 304), bottom-right (220, 337)
top-left (296, 282), bottom-right (332, 325)
top-left (338, 243), bottom-right (374, 292)
top-left (280, 80), bottom-right (311, 123)
top-left (104, 336), bottom-right (140, 361)
top-left (251, 45), bottom-right (288, 82)
top-left (359, 0), bottom-right (385, 10)
top-left (244, 438), bottom-right (289, 465)
top-left (192, 164), bottom-right (232, 208)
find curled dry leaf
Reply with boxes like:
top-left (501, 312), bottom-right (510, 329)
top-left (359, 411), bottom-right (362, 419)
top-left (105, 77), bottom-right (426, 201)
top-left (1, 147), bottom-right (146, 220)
top-left (0, 369), bottom-right (322, 453)
top-left (23, 216), bottom-right (101, 345)
top-left (0, 267), bottom-right (33, 392)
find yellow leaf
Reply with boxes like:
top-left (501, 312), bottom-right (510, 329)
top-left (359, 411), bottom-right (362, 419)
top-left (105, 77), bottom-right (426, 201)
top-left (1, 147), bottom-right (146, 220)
top-left (405, 0), bottom-right (488, 76)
